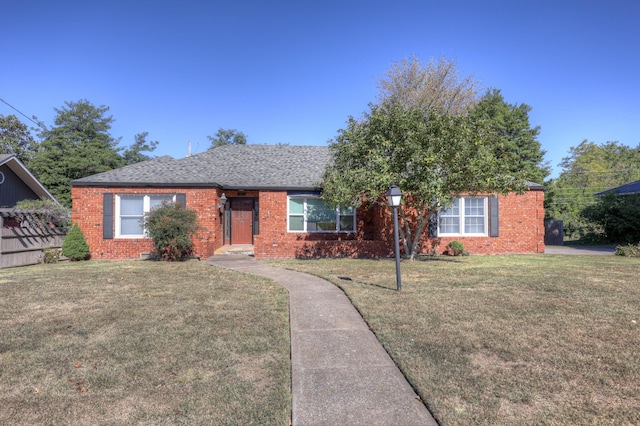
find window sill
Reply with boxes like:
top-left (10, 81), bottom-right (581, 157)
top-left (288, 230), bottom-right (356, 234)
top-left (115, 235), bottom-right (150, 239)
top-left (438, 234), bottom-right (488, 237)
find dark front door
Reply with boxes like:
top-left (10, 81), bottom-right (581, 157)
top-left (231, 199), bottom-right (253, 244)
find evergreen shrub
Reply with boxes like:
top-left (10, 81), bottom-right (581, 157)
top-left (62, 224), bottom-right (90, 260)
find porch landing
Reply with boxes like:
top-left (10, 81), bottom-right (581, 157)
top-left (213, 245), bottom-right (254, 256)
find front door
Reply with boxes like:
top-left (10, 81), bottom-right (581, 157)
top-left (231, 199), bottom-right (253, 244)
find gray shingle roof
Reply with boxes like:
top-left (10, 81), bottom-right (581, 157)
top-left (595, 180), bottom-right (640, 196)
top-left (70, 144), bottom-right (544, 191)
top-left (71, 145), bottom-right (330, 190)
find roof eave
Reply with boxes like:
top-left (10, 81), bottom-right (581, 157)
top-left (70, 181), bottom-right (323, 192)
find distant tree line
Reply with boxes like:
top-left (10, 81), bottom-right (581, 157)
top-left (1, 99), bottom-right (247, 208)
top-left (545, 140), bottom-right (640, 242)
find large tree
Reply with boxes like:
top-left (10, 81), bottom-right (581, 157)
top-left (0, 114), bottom-right (38, 165)
top-left (122, 131), bottom-right (158, 165)
top-left (545, 140), bottom-right (640, 238)
top-left (322, 57), bottom-right (529, 259)
top-left (30, 100), bottom-right (123, 207)
top-left (322, 103), bottom-right (526, 259)
top-left (470, 89), bottom-right (550, 184)
top-left (377, 55), bottom-right (481, 114)
top-left (207, 128), bottom-right (247, 150)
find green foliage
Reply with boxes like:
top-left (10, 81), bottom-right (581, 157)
top-left (14, 199), bottom-right (70, 228)
top-left (545, 140), bottom-right (640, 239)
top-left (323, 57), bottom-right (537, 260)
top-left (121, 131), bottom-right (158, 165)
top-left (469, 89), bottom-right (550, 184)
top-left (207, 128), bottom-right (247, 150)
top-left (582, 193), bottom-right (640, 243)
top-left (0, 114), bottom-right (37, 165)
top-left (445, 240), bottom-right (468, 256)
top-left (322, 103), bottom-right (526, 259)
top-left (143, 202), bottom-right (199, 261)
top-left (377, 55), bottom-right (481, 114)
top-left (29, 100), bottom-right (124, 207)
top-left (41, 248), bottom-right (62, 264)
top-left (615, 243), bottom-right (640, 257)
top-left (62, 224), bottom-right (90, 261)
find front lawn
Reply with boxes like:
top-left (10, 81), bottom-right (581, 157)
top-left (0, 260), bottom-right (290, 425)
top-left (269, 255), bottom-right (640, 425)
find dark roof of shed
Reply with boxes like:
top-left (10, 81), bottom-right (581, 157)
top-left (71, 145), bottom-right (331, 190)
top-left (595, 180), bottom-right (640, 196)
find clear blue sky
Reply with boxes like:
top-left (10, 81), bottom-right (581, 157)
top-left (2, 0), bottom-right (639, 179)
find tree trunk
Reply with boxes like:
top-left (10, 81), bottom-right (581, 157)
top-left (399, 208), bottom-right (431, 260)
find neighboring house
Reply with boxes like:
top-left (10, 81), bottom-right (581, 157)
top-left (70, 145), bottom-right (545, 260)
top-left (595, 180), bottom-right (640, 197)
top-left (1, 154), bottom-right (64, 268)
top-left (0, 154), bottom-right (57, 207)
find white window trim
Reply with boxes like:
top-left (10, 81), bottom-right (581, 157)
top-left (115, 194), bottom-right (176, 238)
top-left (437, 196), bottom-right (488, 237)
top-left (287, 196), bottom-right (356, 233)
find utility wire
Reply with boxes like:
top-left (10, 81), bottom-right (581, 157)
top-left (0, 97), bottom-right (47, 130)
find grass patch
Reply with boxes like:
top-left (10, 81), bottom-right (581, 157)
top-left (268, 255), bottom-right (640, 425)
top-left (0, 260), bottom-right (290, 425)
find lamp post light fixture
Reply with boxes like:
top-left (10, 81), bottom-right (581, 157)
top-left (218, 193), bottom-right (227, 213)
top-left (386, 184), bottom-right (403, 291)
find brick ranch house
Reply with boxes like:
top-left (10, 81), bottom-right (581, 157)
top-left (70, 145), bottom-right (545, 260)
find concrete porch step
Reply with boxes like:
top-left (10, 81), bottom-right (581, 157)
top-left (214, 245), bottom-right (254, 256)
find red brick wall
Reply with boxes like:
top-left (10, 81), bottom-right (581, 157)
top-left (254, 189), bottom-right (545, 259)
top-left (73, 186), bottom-right (544, 260)
top-left (421, 190), bottom-right (545, 255)
top-left (71, 186), bottom-right (225, 260)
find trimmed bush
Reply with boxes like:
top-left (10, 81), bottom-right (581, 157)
top-left (143, 202), bottom-right (199, 261)
top-left (62, 224), bottom-right (90, 261)
top-left (445, 240), bottom-right (469, 256)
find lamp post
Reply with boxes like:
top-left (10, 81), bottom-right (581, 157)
top-left (387, 184), bottom-right (402, 291)
top-left (219, 193), bottom-right (228, 244)
top-left (218, 193), bottom-right (227, 213)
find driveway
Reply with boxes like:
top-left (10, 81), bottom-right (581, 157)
top-left (544, 245), bottom-right (616, 255)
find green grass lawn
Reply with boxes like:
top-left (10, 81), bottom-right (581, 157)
top-left (269, 255), bottom-right (640, 425)
top-left (0, 260), bottom-right (290, 425)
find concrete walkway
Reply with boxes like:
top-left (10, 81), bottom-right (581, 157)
top-left (208, 255), bottom-right (437, 426)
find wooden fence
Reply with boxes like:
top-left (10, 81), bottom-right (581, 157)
top-left (0, 210), bottom-right (67, 268)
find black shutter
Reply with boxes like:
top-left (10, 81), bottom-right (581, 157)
top-left (489, 195), bottom-right (499, 237)
top-left (103, 193), bottom-right (114, 239)
top-left (175, 193), bottom-right (186, 207)
top-left (428, 211), bottom-right (439, 237)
